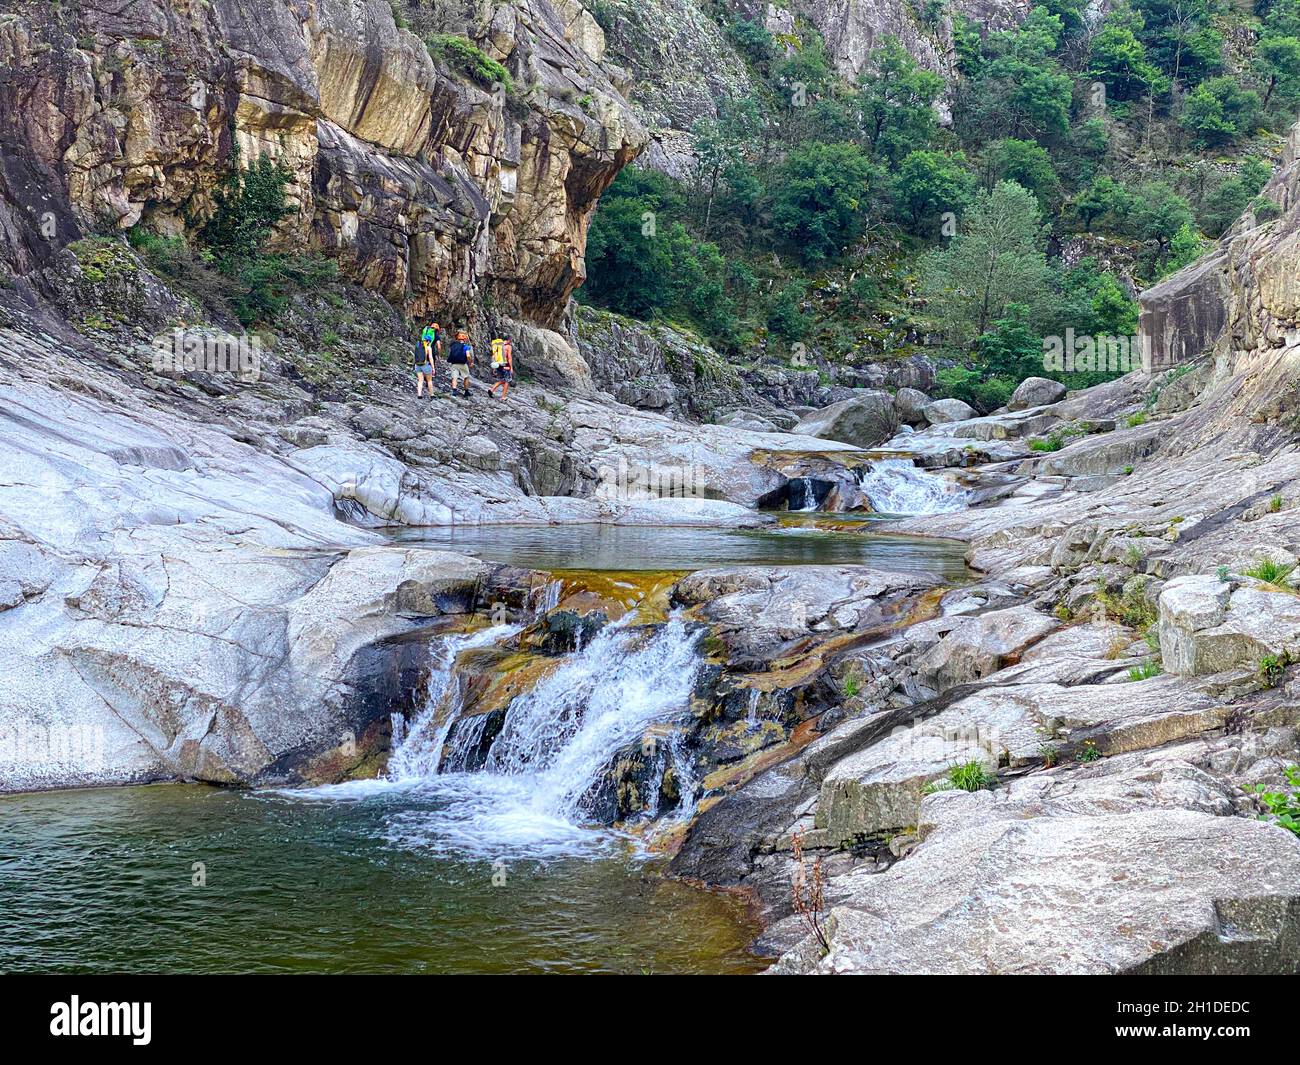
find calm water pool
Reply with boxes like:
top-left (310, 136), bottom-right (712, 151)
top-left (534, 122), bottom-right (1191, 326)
top-left (0, 784), bottom-right (764, 974)
top-left (390, 518), bottom-right (970, 579)
top-left (3, 520), bottom-right (967, 974)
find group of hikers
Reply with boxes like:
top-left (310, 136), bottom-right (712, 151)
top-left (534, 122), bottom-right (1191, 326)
top-left (414, 322), bottom-right (514, 400)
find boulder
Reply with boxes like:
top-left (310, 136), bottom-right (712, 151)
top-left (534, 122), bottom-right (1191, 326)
top-left (1007, 376), bottom-right (1067, 410)
top-left (794, 392), bottom-right (899, 449)
top-left (778, 797), bottom-right (1300, 974)
top-left (814, 677), bottom-right (1225, 842)
top-left (718, 410), bottom-right (779, 433)
top-left (923, 398), bottom-right (978, 424)
top-left (1159, 574), bottom-right (1300, 676)
top-left (512, 322), bottom-right (595, 392)
top-left (912, 605), bottom-right (1060, 692)
top-left (894, 387), bottom-right (931, 426)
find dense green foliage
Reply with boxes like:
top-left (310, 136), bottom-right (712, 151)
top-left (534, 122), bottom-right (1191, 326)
top-left (581, 0), bottom-right (1300, 411)
top-left (133, 141), bottom-right (337, 326)
top-left (425, 33), bottom-right (514, 94)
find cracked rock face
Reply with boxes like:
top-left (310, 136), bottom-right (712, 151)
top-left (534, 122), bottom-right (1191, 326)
top-left (0, 0), bottom-right (646, 328)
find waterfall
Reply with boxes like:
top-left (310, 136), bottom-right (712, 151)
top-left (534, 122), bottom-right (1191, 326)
top-left (858, 458), bottom-right (968, 515)
top-left (387, 624), bottom-right (521, 781)
top-left (786, 477), bottom-right (820, 512)
top-left (443, 614), bottom-right (703, 823)
top-left (293, 613), bottom-right (706, 858)
top-left (532, 578), bottom-right (563, 616)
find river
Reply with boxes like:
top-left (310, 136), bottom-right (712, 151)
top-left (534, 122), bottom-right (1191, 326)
top-left (0, 463), bottom-right (971, 973)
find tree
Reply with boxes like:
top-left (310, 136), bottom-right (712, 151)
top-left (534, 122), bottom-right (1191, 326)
top-left (1163, 221), bottom-right (1206, 274)
top-left (856, 37), bottom-right (943, 163)
top-left (768, 280), bottom-right (810, 343)
top-left (1129, 181), bottom-right (1195, 256)
top-left (1180, 77), bottom-right (1260, 146)
top-left (919, 181), bottom-right (1055, 346)
top-left (769, 141), bottom-right (877, 263)
top-left (200, 150), bottom-right (293, 260)
top-left (584, 168), bottom-right (683, 315)
top-left (986, 138), bottom-right (1060, 208)
top-left (1089, 18), bottom-right (1167, 100)
top-left (893, 150), bottom-right (976, 232)
top-left (975, 56), bottom-right (1073, 139)
top-left (1090, 273), bottom-right (1139, 334)
top-left (1070, 175), bottom-right (1132, 232)
top-left (1257, 36), bottom-right (1300, 109)
top-left (727, 16), bottom-right (774, 66)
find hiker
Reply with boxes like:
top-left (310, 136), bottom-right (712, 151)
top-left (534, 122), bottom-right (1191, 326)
top-left (447, 329), bottom-right (474, 397)
top-left (488, 335), bottom-right (514, 399)
top-left (415, 320), bottom-right (441, 398)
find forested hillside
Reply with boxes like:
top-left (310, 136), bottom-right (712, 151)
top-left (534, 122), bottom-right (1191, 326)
top-left (581, 0), bottom-right (1300, 409)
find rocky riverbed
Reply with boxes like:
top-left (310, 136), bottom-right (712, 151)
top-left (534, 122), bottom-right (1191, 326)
top-left (2, 0), bottom-right (1299, 978)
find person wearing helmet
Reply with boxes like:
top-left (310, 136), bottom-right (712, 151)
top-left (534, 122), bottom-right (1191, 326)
top-left (488, 335), bottom-right (514, 400)
top-left (446, 328), bottom-right (474, 398)
top-left (415, 320), bottom-right (441, 399)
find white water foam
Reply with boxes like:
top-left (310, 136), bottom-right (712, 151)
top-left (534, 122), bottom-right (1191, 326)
top-left (387, 624), bottom-right (522, 781)
top-left (272, 616), bottom-right (705, 860)
top-left (858, 458), bottom-right (968, 515)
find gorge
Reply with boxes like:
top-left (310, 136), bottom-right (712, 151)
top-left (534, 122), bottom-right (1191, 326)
top-left (1, 0), bottom-right (1299, 978)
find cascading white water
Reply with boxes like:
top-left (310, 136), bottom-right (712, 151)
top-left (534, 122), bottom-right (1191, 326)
top-left (288, 612), bottom-right (705, 858)
top-left (787, 478), bottom-right (819, 512)
top-left (858, 458), bottom-right (968, 515)
top-left (445, 614), bottom-right (703, 823)
top-left (387, 624), bottom-right (521, 781)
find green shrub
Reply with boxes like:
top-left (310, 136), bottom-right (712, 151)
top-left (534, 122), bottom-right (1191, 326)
top-left (1126, 411), bottom-right (1148, 427)
top-left (947, 760), bottom-right (994, 792)
top-left (1246, 765), bottom-right (1300, 836)
top-left (199, 151), bottom-right (292, 260)
top-left (426, 34), bottom-right (514, 94)
top-left (1028, 434), bottom-right (1064, 452)
top-left (1259, 651), bottom-right (1291, 687)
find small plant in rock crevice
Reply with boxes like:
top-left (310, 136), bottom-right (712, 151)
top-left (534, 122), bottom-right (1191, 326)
top-left (1259, 651), bottom-right (1291, 687)
top-left (1127, 658), bottom-right (1162, 681)
top-left (925, 760), bottom-right (994, 793)
top-left (1245, 557), bottom-right (1297, 591)
top-left (1246, 766), bottom-right (1300, 837)
top-left (1078, 739), bottom-right (1102, 762)
top-left (790, 830), bottom-right (830, 956)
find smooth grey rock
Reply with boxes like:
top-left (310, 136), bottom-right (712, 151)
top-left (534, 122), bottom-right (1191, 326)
top-left (1007, 376), bottom-right (1067, 411)
top-left (923, 398), bottom-right (978, 424)
top-left (794, 392), bottom-right (899, 449)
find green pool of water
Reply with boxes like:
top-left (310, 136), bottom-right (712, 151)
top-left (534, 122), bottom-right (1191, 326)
top-left (390, 518), bottom-right (970, 579)
top-left (0, 784), bottom-right (764, 974)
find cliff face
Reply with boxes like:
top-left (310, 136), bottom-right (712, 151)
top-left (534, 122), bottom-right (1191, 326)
top-left (0, 0), bottom-right (645, 328)
top-left (1137, 117), bottom-right (1300, 451)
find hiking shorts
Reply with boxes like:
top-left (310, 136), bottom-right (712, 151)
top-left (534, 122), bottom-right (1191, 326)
top-left (414, 362), bottom-right (434, 376)
top-left (450, 364), bottom-right (472, 387)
